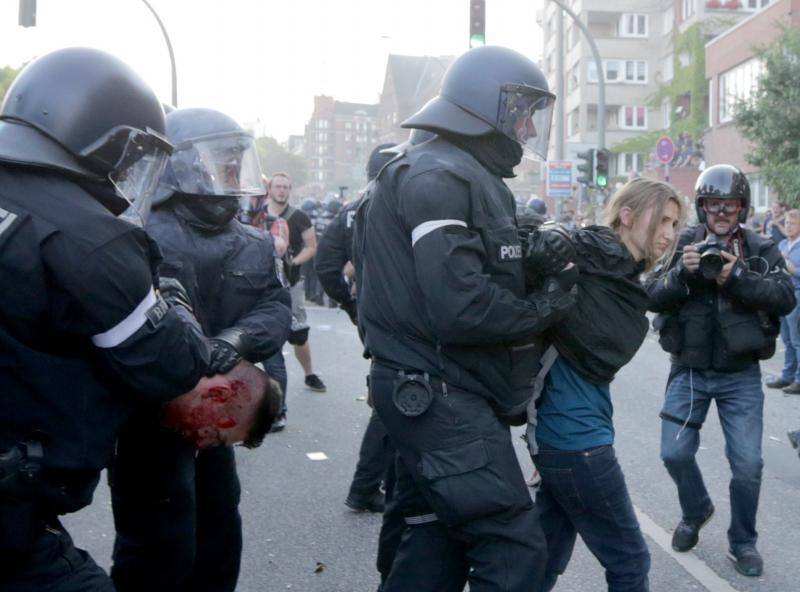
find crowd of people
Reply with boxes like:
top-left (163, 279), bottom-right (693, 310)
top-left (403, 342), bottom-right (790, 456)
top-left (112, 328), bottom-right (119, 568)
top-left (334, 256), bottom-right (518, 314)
top-left (0, 43), bottom-right (796, 592)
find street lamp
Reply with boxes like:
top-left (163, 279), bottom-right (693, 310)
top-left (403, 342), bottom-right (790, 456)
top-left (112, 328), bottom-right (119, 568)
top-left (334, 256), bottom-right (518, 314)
top-left (140, 0), bottom-right (178, 107)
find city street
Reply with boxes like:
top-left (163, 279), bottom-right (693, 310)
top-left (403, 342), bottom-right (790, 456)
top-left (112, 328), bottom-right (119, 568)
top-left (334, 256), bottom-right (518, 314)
top-left (64, 305), bottom-right (800, 592)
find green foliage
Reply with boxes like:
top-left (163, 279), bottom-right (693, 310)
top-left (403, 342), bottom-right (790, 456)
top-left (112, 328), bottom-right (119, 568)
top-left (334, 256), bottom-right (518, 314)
top-left (612, 20), bottom-right (733, 154)
top-left (0, 65), bottom-right (23, 104)
top-left (735, 27), bottom-right (800, 206)
top-left (255, 136), bottom-right (308, 187)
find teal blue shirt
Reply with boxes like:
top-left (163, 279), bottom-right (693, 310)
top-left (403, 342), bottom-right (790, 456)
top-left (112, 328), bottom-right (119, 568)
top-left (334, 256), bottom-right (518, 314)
top-left (535, 356), bottom-right (614, 451)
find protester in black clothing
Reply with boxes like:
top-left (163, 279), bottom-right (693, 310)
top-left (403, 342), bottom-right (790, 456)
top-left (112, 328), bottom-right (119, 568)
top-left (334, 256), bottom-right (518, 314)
top-left (356, 46), bottom-right (573, 592)
top-left (108, 108), bottom-right (291, 592)
top-left (0, 48), bottom-right (216, 592)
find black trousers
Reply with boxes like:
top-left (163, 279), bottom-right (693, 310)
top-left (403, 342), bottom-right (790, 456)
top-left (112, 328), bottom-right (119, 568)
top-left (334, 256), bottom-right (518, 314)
top-left (348, 409), bottom-right (395, 500)
top-left (108, 412), bottom-right (242, 592)
top-left (370, 363), bottom-right (547, 592)
top-left (0, 520), bottom-right (113, 592)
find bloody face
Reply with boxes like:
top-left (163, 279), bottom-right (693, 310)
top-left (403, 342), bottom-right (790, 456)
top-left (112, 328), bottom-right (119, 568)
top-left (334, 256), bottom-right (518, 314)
top-left (161, 377), bottom-right (256, 448)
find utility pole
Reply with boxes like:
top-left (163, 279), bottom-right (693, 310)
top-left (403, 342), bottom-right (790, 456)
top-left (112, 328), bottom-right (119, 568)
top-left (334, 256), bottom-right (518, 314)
top-left (555, 5), bottom-right (564, 161)
top-left (140, 0), bottom-right (178, 107)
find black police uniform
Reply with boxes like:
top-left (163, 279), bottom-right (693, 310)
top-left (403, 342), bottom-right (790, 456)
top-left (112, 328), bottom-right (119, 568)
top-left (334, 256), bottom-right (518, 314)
top-left (0, 168), bottom-right (212, 591)
top-left (358, 136), bottom-right (558, 591)
top-left (109, 202), bottom-right (291, 592)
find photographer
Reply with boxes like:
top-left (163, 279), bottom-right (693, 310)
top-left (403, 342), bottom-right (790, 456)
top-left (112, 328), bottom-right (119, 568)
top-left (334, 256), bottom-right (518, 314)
top-left (646, 164), bottom-right (795, 577)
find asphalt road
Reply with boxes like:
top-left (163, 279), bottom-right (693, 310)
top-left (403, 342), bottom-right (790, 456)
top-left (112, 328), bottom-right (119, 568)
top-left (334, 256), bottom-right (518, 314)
top-left (63, 305), bottom-right (800, 591)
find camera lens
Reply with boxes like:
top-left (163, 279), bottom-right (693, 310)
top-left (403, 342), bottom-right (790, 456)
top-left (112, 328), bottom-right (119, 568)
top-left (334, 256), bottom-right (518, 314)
top-left (699, 250), bottom-right (724, 279)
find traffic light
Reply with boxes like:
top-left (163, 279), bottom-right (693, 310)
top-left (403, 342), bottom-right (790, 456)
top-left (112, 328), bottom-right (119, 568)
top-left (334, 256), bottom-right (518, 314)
top-left (595, 148), bottom-right (610, 188)
top-left (576, 149), bottom-right (595, 186)
top-left (18, 0), bottom-right (36, 27)
top-left (469, 0), bottom-right (486, 48)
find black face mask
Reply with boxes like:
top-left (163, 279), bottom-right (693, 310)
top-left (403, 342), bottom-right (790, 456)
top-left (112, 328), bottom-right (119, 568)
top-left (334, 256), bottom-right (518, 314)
top-left (443, 131), bottom-right (523, 178)
top-left (76, 177), bottom-right (129, 216)
top-left (173, 194), bottom-right (240, 230)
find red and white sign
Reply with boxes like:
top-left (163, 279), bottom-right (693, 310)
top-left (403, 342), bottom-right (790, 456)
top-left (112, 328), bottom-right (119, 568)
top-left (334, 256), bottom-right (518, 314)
top-left (656, 136), bottom-right (674, 164)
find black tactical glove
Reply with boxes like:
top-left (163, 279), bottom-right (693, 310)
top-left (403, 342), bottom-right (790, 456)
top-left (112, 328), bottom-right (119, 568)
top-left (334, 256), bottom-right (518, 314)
top-left (340, 299), bottom-right (358, 325)
top-left (158, 277), bottom-right (194, 314)
top-left (528, 274), bottom-right (578, 330)
top-left (524, 223), bottom-right (576, 280)
top-left (207, 328), bottom-right (251, 376)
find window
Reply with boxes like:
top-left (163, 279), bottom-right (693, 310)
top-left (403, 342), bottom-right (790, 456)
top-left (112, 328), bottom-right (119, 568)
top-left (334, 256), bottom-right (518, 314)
top-left (708, 78), bottom-right (714, 126)
top-left (620, 13), bottom-right (648, 37)
top-left (620, 153), bottom-right (645, 174)
top-left (745, 0), bottom-right (772, 9)
top-left (566, 108), bottom-right (579, 136)
top-left (620, 106), bottom-right (647, 129)
top-left (718, 57), bottom-right (764, 123)
top-left (317, 132), bottom-right (327, 141)
top-left (588, 59), bottom-right (644, 83)
top-left (682, 0), bottom-right (695, 19)
top-left (662, 98), bottom-right (671, 128)
top-left (317, 119), bottom-right (329, 129)
top-left (662, 8), bottom-right (674, 34)
top-left (345, 122), bottom-right (352, 129)
top-left (567, 64), bottom-right (579, 93)
top-left (750, 176), bottom-right (771, 211)
top-left (661, 54), bottom-right (674, 82)
top-left (344, 133), bottom-right (352, 142)
top-left (624, 60), bottom-right (648, 83)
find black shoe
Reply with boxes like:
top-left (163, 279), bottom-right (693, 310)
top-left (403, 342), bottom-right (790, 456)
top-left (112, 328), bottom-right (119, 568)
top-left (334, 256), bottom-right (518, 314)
top-left (787, 430), bottom-right (800, 449)
top-left (270, 414), bottom-right (286, 433)
top-left (766, 378), bottom-right (792, 389)
top-left (671, 505), bottom-right (714, 552)
top-left (345, 490), bottom-right (385, 513)
top-left (727, 546), bottom-right (763, 577)
top-left (782, 382), bottom-right (800, 394)
top-left (305, 374), bottom-right (326, 392)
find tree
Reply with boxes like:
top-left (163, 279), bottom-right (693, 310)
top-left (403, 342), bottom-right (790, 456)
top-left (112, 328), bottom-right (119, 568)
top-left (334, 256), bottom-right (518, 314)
top-left (0, 65), bottom-right (23, 104)
top-left (255, 136), bottom-right (308, 187)
top-left (735, 27), bottom-right (800, 206)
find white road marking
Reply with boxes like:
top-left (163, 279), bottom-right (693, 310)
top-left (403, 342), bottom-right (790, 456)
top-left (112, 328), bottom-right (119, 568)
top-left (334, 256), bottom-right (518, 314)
top-left (306, 452), bottom-right (328, 461)
top-left (634, 506), bottom-right (741, 592)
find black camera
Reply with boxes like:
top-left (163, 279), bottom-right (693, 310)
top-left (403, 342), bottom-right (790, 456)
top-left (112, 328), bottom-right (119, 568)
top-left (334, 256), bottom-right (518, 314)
top-left (696, 234), bottom-right (728, 280)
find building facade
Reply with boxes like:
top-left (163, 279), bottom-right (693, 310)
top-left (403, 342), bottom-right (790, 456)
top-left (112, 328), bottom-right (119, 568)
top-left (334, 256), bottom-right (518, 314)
top-left (704, 0), bottom-right (799, 210)
top-left (304, 95), bottom-right (379, 193)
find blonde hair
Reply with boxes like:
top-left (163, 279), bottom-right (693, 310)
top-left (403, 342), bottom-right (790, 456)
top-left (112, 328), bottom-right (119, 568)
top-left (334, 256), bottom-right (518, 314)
top-left (604, 177), bottom-right (686, 271)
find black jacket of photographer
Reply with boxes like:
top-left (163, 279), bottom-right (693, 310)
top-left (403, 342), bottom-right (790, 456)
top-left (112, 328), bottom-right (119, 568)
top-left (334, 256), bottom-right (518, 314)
top-left (646, 223), bottom-right (795, 373)
top-left (357, 136), bottom-right (559, 420)
top-left (146, 199), bottom-right (292, 358)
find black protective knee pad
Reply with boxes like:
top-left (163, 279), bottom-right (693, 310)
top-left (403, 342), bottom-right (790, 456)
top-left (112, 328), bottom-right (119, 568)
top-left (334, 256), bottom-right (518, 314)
top-left (288, 327), bottom-right (309, 346)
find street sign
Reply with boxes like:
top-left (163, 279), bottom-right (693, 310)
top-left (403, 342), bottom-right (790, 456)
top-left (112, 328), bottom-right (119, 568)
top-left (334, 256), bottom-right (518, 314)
top-left (546, 161), bottom-right (573, 198)
top-left (656, 136), bottom-right (674, 164)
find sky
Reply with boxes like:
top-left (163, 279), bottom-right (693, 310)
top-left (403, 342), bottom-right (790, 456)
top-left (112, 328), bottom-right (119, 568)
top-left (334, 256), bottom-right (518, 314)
top-left (1, 0), bottom-right (544, 141)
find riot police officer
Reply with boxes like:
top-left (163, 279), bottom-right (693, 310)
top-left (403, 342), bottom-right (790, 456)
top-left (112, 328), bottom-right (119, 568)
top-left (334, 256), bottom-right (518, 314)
top-left (647, 164), bottom-right (795, 576)
top-left (356, 45), bottom-right (575, 591)
top-left (108, 107), bottom-right (291, 592)
top-left (0, 48), bottom-right (214, 591)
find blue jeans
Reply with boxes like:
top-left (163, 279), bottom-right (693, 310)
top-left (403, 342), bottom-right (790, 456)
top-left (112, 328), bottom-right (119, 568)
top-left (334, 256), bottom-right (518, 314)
top-left (535, 445), bottom-right (650, 592)
top-left (660, 365), bottom-right (764, 551)
top-left (780, 299), bottom-right (800, 382)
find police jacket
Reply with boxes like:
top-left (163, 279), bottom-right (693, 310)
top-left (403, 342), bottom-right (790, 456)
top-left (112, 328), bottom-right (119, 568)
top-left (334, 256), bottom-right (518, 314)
top-left (357, 137), bottom-right (554, 419)
top-left (646, 224), bottom-right (795, 372)
top-left (315, 196), bottom-right (360, 306)
top-left (147, 201), bottom-right (292, 359)
top-left (0, 168), bottom-right (211, 510)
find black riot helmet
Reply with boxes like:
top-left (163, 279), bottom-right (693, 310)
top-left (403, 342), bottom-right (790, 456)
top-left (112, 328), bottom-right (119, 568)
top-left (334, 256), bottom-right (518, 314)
top-left (326, 199), bottom-right (343, 215)
top-left (527, 197), bottom-right (547, 216)
top-left (694, 164), bottom-right (751, 224)
top-left (301, 198), bottom-right (318, 213)
top-left (366, 143), bottom-right (397, 181)
top-left (0, 47), bottom-right (172, 224)
top-left (155, 108), bottom-right (263, 203)
top-left (402, 46), bottom-right (555, 161)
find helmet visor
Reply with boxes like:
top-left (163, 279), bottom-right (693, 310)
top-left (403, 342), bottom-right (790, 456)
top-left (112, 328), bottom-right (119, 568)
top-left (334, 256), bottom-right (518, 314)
top-left (497, 84), bottom-right (555, 161)
top-left (89, 127), bottom-right (172, 226)
top-left (170, 133), bottom-right (263, 197)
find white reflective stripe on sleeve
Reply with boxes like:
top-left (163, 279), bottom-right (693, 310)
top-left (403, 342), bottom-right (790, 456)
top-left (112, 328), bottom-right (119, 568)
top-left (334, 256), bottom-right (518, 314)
top-left (411, 219), bottom-right (468, 247)
top-left (91, 287), bottom-right (158, 349)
